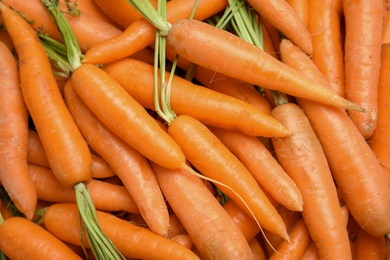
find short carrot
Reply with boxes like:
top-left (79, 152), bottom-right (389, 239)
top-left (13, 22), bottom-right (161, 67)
top-left (152, 161), bottom-right (254, 260)
top-left (167, 114), bottom-right (289, 241)
top-left (102, 58), bottom-right (291, 137)
top-left (0, 216), bottom-right (82, 260)
top-left (271, 102), bottom-right (352, 259)
top-left (342, 0), bottom-right (383, 139)
top-left (43, 203), bottom-right (201, 260)
top-left (0, 40), bottom-right (37, 220)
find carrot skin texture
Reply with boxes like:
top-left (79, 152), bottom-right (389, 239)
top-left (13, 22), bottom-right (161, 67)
top-left (43, 203), bottom-right (201, 260)
top-left (343, 0), bottom-right (383, 138)
top-left (166, 19), bottom-right (362, 112)
top-left (0, 217), bottom-right (82, 260)
top-left (167, 114), bottom-right (289, 241)
top-left (0, 41), bottom-right (37, 220)
top-left (271, 103), bottom-right (352, 260)
top-left (152, 162), bottom-right (254, 260)
top-left (102, 58), bottom-right (291, 137)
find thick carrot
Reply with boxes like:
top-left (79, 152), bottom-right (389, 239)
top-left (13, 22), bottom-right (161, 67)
top-left (151, 161), bottom-right (254, 260)
top-left (209, 126), bottom-right (303, 212)
top-left (64, 79), bottom-right (169, 236)
top-left (167, 114), bottom-right (289, 241)
top-left (368, 43), bottom-right (390, 182)
top-left (43, 203), bottom-right (201, 260)
top-left (27, 163), bottom-right (140, 214)
top-left (271, 102), bottom-right (352, 259)
top-left (342, 0), bottom-right (383, 139)
top-left (280, 37), bottom-right (390, 238)
top-left (0, 216), bottom-right (82, 260)
top-left (308, 0), bottom-right (345, 97)
top-left (353, 224), bottom-right (389, 260)
top-left (102, 58), bottom-right (291, 137)
top-left (286, 0), bottom-right (309, 27)
top-left (0, 41), bottom-right (37, 220)
top-left (82, 0), bottom-right (227, 64)
top-left (165, 19), bottom-right (363, 112)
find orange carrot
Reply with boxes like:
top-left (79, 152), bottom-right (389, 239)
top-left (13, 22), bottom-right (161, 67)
top-left (271, 102), bottom-right (352, 259)
top-left (167, 114), bottom-right (289, 241)
top-left (0, 216), bottom-right (82, 260)
top-left (64, 79), bottom-right (169, 236)
top-left (209, 126), bottom-right (303, 212)
top-left (43, 203), bottom-right (201, 260)
top-left (166, 213), bottom-right (187, 239)
top-left (249, 238), bottom-right (267, 260)
top-left (280, 37), bottom-right (390, 238)
top-left (286, 0), bottom-right (309, 27)
top-left (246, 0), bottom-right (312, 54)
top-left (353, 223), bottom-right (389, 260)
top-left (27, 163), bottom-right (140, 214)
top-left (170, 234), bottom-right (193, 249)
top-left (0, 40), bottom-right (37, 220)
top-left (343, 0), bottom-right (383, 139)
top-left (165, 19), bottom-right (363, 112)
top-left (301, 241), bottom-right (321, 260)
top-left (102, 58), bottom-right (291, 137)
top-left (82, 0), bottom-right (227, 64)
top-left (151, 161), bottom-right (254, 260)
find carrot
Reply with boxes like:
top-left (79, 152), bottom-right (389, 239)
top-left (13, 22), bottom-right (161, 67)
top-left (102, 58), bottom-right (291, 137)
top-left (301, 241), bottom-right (321, 260)
top-left (209, 126), bottom-right (303, 212)
top-left (383, 0), bottom-right (390, 44)
top-left (82, 0), bottom-right (227, 64)
top-left (286, 0), bottom-right (309, 27)
top-left (0, 216), bottom-right (82, 260)
top-left (170, 234), bottom-right (193, 249)
top-left (246, 0), bottom-right (312, 54)
top-left (269, 218), bottom-right (311, 260)
top-left (368, 43), bottom-right (390, 183)
top-left (167, 114), bottom-right (289, 241)
top-left (0, 40), bottom-right (37, 220)
top-left (166, 213), bottom-right (187, 239)
top-left (308, 0), bottom-right (346, 97)
top-left (249, 238), bottom-right (267, 260)
top-left (2, 0), bottom-right (123, 52)
top-left (271, 102), bottom-right (352, 259)
top-left (63, 79), bottom-right (169, 236)
top-left (43, 203), bottom-right (201, 260)
top-left (261, 23), bottom-right (280, 59)
top-left (353, 224), bottom-right (390, 260)
top-left (27, 163), bottom-right (140, 214)
top-left (151, 161), bottom-right (254, 260)
top-left (0, 28), bottom-right (14, 51)
top-left (279, 37), bottom-right (390, 238)
top-left (164, 19), bottom-right (363, 112)
top-left (342, 0), bottom-right (383, 139)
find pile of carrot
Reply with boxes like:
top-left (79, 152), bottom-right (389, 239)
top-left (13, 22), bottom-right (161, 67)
top-left (0, 0), bottom-right (390, 259)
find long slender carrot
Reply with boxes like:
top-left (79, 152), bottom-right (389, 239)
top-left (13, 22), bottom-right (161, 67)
top-left (0, 216), bottom-right (82, 260)
top-left (209, 126), bottom-right (303, 212)
top-left (167, 114), bottom-right (289, 241)
top-left (164, 19), bottom-right (363, 112)
top-left (102, 58), bottom-right (291, 137)
top-left (82, 0), bottom-right (227, 64)
top-left (308, 0), bottom-right (345, 97)
top-left (0, 41), bottom-right (37, 220)
top-left (246, 0), bottom-right (312, 54)
top-left (279, 37), bottom-right (390, 238)
top-left (64, 79), bottom-right (169, 236)
top-left (43, 203), bottom-right (201, 260)
top-left (271, 102), bottom-right (352, 260)
top-left (151, 161), bottom-right (254, 260)
top-left (27, 163), bottom-right (140, 214)
top-left (342, 0), bottom-right (383, 139)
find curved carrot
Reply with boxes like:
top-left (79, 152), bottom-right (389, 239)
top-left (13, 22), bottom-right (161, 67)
top-left (0, 41), bottom-right (37, 220)
top-left (246, 0), bottom-right (312, 54)
top-left (64, 79), bottom-right (169, 236)
top-left (82, 0), bottom-right (227, 64)
top-left (43, 203), bottom-right (201, 260)
top-left (0, 216), bottom-right (82, 260)
top-left (209, 126), bottom-right (303, 212)
top-left (151, 161), bottom-right (254, 260)
top-left (166, 19), bottom-right (363, 112)
top-left (279, 37), bottom-right (390, 238)
top-left (167, 114), bottom-right (289, 241)
top-left (343, 0), bottom-right (383, 139)
top-left (102, 58), bottom-right (290, 137)
top-left (308, 0), bottom-right (345, 97)
top-left (27, 163), bottom-right (140, 214)
top-left (368, 43), bottom-right (390, 183)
